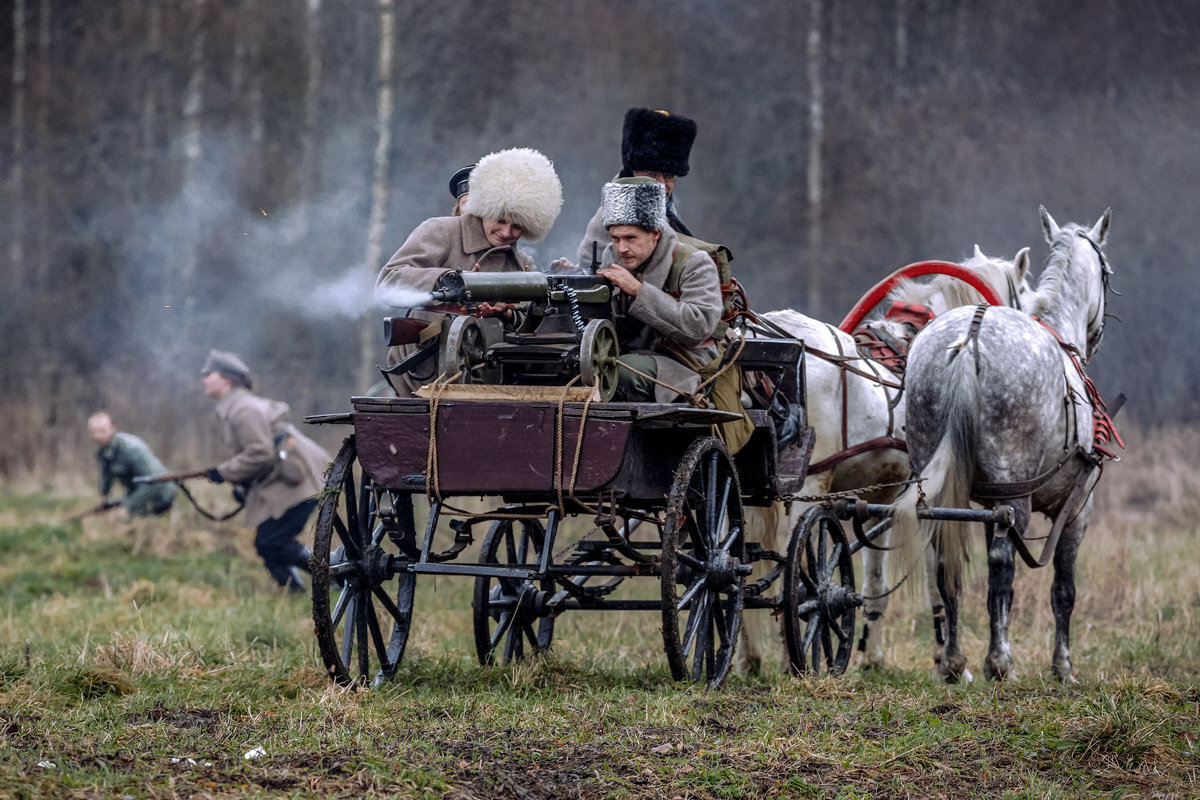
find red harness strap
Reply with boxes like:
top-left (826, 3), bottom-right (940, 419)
top-left (1034, 316), bottom-right (1125, 460)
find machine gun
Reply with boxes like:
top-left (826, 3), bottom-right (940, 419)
top-left (381, 268), bottom-right (622, 400)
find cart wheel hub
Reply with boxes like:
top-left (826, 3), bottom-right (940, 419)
top-left (818, 582), bottom-right (860, 618)
top-left (706, 552), bottom-right (742, 592)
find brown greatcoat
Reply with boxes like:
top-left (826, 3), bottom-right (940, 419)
top-left (376, 213), bottom-right (534, 395)
top-left (603, 224), bottom-right (722, 403)
top-left (213, 387), bottom-right (331, 528)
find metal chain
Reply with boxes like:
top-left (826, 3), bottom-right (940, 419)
top-left (777, 476), bottom-right (921, 505)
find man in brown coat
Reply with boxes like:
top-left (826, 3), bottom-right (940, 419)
top-left (376, 147), bottom-right (563, 396)
top-left (596, 177), bottom-right (722, 403)
top-left (200, 350), bottom-right (331, 593)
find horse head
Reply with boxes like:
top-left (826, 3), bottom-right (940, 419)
top-left (1036, 206), bottom-right (1114, 363)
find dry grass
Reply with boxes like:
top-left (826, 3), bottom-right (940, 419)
top-left (1, 424), bottom-right (1198, 798)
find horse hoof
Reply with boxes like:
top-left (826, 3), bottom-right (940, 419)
top-left (1052, 664), bottom-right (1077, 684)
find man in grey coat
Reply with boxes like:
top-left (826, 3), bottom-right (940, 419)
top-left (88, 411), bottom-right (176, 517)
top-left (574, 107), bottom-right (698, 268)
top-left (200, 350), bottom-right (331, 593)
top-left (596, 177), bottom-right (723, 403)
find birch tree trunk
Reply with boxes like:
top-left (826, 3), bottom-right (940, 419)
top-left (10, 0), bottom-right (27, 276)
top-left (34, 0), bottom-right (50, 286)
top-left (806, 0), bottom-right (825, 313)
top-left (895, 0), bottom-right (908, 73)
top-left (297, 0), bottom-right (323, 234)
top-left (178, 0), bottom-right (207, 351)
top-left (359, 0), bottom-right (395, 391)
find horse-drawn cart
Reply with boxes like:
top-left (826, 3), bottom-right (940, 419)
top-left (304, 323), bottom-right (847, 688)
top-left (303, 253), bottom-right (1064, 688)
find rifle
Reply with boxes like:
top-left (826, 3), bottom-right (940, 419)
top-left (65, 499), bottom-right (122, 522)
top-left (133, 469), bottom-right (244, 521)
top-left (132, 469), bottom-right (213, 485)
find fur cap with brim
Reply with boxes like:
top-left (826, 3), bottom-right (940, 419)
top-left (462, 148), bottom-right (562, 242)
top-left (622, 108), bottom-right (697, 178)
top-left (602, 176), bottom-right (667, 231)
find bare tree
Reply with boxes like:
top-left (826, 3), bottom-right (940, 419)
top-left (33, 0), bottom-right (51, 286)
top-left (806, 0), bottom-right (825, 312)
top-left (359, 0), bottom-right (395, 391)
top-left (177, 0), bottom-right (208, 351)
top-left (297, 0), bottom-right (323, 235)
top-left (9, 0), bottom-right (27, 276)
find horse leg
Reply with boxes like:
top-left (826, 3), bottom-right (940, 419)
top-left (857, 525), bottom-right (888, 670)
top-left (924, 538), bottom-right (946, 671)
top-left (983, 533), bottom-right (1015, 681)
top-left (738, 502), bottom-right (791, 674)
top-left (1050, 499), bottom-right (1090, 683)
top-left (983, 499), bottom-right (1028, 681)
top-left (935, 550), bottom-right (969, 682)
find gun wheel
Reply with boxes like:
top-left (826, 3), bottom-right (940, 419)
top-left (579, 319), bottom-right (619, 402)
top-left (442, 316), bottom-right (488, 383)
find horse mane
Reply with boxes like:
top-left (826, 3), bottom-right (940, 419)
top-left (1025, 223), bottom-right (1082, 319)
top-left (883, 251), bottom-right (1015, 311)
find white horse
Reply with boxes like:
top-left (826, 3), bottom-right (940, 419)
top-left (739, 247), bottom-right (1032, 675)
top-left (892, 207), bottom-right (1116, 682)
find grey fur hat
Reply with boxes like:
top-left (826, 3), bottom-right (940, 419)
top-left (461, 148), bottom-right (563, 242)
top-left (601, 176), bottom-right (667, 231)
top-left (200, 349), bottom-right (253, 389)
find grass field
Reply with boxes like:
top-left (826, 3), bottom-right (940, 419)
top-left (1, 424), bottom-right (1198, 798)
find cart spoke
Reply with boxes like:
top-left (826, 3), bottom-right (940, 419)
top-left (339, 592), bottom-right (358, 668)
top-left (331, 515), bottom-right (363, 560)
top-left (689, 592), bottom-right (713, 680)
top-left (365, 600), bottom-right (393, 676)
top-left (330, 584), bottom-right (352, 628)
top-left (676, 572), bottom-right (707, 612)
top-left (356, 586), bottom-right (370, 681)
top-left (372, 585), bottom-right (408, 626)
top-left (490, 612), bottom-right (513, 650)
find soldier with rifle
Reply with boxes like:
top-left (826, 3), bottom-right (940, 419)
top-left (195, 350), bottom-right (332, 594)
top-left (87, 411), bottom-right (175, 518)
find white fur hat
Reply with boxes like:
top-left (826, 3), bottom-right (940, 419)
top-left (462, 148), bottom-right (563, 242)
top-left (601, 176), bottom-right (667, 231)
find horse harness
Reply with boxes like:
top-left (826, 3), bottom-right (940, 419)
top-left (944, 303), bottom-right (1125, 568)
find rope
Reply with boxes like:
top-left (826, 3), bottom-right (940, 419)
top-left (615, 330), bottom-right (749, 409)
top-left (424, 370), bottom-right (461, 504)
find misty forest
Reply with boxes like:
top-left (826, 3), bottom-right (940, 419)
top-left (3, 0), bottom-right (1199, 486)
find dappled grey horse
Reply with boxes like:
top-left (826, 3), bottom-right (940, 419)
top-left (892, 207), bottom-right (1118, 682)
top-left (739, 247), bottom-right (1031, 674)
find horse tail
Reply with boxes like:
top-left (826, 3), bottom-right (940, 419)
top-left (892, 338), bottom-right (979, 591)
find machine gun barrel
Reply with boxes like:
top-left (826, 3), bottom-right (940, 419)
top-left (429, 269), bottom-right (550, 304)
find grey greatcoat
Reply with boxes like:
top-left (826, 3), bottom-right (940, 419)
top-left (213, 387), bottom-right (330, 528)
top-left (96, 432), bottom-right (176, 515)
top-left (603, 225), bottom-right (722, 403)
top-left (376, 213), bottom-right (534, 395)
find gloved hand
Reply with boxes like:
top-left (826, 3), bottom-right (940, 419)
top-left (205, 468), bottom-right (224, 483)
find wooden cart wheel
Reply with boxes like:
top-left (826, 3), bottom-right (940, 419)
top-left (579, 319), bottom-right (619, 401)
top-left (472, 519), bottom-right (555, 665)
top-left (660, 436), bottom-right (746, 687)
top-left (441, 315), bottom-right (488, 382)
top-left (312, 435), bottom-right (417, 687)
top-left (782, 505), bottom-right (857, 676)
